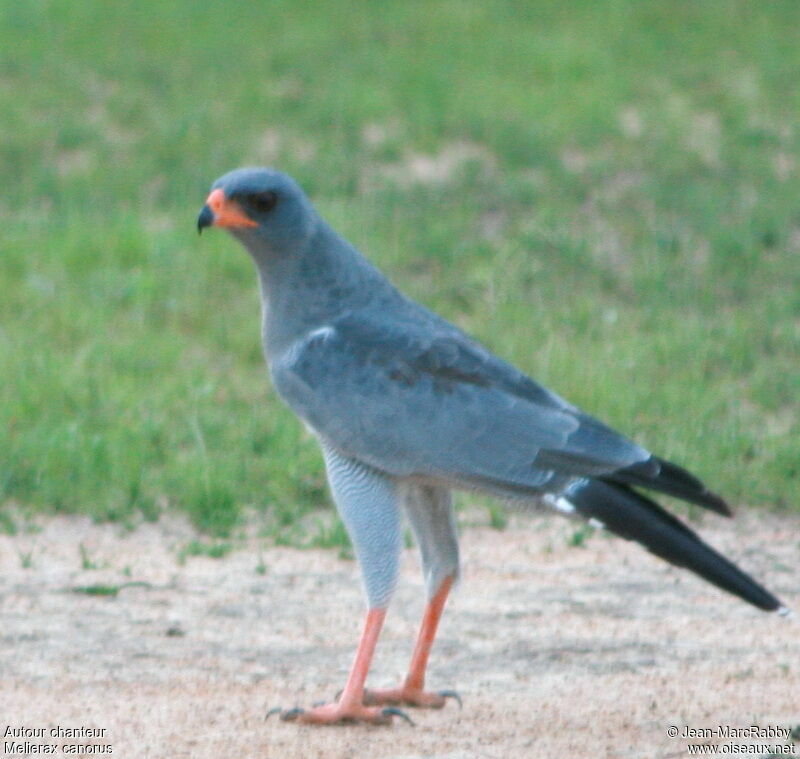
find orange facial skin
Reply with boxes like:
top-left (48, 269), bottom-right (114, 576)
top-left (205, 188), bottom-right (258, 228)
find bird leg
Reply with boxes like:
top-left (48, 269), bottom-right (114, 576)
top-left (362, 575), bottom-right (459, 709)
top-left (270, 608), bottom-right (412, 725)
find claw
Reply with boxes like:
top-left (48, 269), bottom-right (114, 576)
top-left (279, 707), bottom-right (306, 722)
top-left (438, 689), bottom-right (463, 709)
top-left (265, 706), bottom-right (309, 722)
top-left (381, 707), bottom-right (415, 726)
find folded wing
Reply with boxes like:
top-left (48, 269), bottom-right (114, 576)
top-left (271, 311), bottom-right (652, 495)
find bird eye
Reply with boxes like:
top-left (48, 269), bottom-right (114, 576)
top-left (250, 191), bottom-right (278, 213)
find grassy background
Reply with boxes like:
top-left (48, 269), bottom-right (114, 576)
top-left (2, 1), bottom-right (798, 539)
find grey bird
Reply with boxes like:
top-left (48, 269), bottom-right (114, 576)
top-left (197, 167), bottom-right (786, 726)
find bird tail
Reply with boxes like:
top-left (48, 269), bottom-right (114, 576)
top-left (560, 479), bottom-right (785, 613)
top-left (604, 456), bottom-right (732, 516)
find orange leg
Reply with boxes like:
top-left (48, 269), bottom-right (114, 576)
top-left (362, 575), bottom-right (460, 709)
top-left (268, 609), bottom-right (412, 725)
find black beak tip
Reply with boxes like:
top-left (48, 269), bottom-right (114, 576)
top-left (197, 204), bottom-right (214, 235)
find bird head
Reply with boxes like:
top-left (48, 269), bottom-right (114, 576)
top-left (197, 167), bottom-right (318, 255)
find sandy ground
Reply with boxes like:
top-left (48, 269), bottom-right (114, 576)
top-left (1, 509), bottom-right (798, 759)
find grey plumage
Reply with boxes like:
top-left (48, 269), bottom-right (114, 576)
top-left (199, 166), bottom-right (785, 617)
top-left (400, 483), bottom-right (459, 598)
top-left (272, 311), bottom-right (650, 495)
top-left (322, 446), bottom-right (401, 608)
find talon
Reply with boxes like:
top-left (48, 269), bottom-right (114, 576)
top-left (280, 707), bottom-right (306, 722)
top-left (264, 706), bottom-right (283, 722)
top-left (438, 689), bottom-right (462, 708)
top-left (381, 707), bottom-right (415, 726)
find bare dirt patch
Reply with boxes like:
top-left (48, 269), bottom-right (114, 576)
top-left (1, 510), bottom-right (798, 758)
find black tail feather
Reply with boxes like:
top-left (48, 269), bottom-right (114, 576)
top-left (566, 479), bottom-right (782, 612)
top-left (606, 456), bottom-right (732, 517)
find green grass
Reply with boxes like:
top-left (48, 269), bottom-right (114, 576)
top-left (1, 1), bottom-right (798, 541)
top-left (177, 539), bottom-right (234, 563)
top-left (71, 582), bottom-right (152, 597)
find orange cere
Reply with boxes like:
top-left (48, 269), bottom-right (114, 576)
top-left (205, 188), bottom-right (258, 228)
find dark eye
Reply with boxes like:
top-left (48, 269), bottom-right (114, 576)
top-left (250, 191), bottom-right (278, 213)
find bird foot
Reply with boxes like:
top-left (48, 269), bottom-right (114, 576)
top-left (362, 686), bottom-right (462, 709)
top-left (266, 702), bottom-right (414, 726)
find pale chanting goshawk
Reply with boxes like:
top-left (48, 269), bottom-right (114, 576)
top-left (197, 168), bottom-right (786, 726)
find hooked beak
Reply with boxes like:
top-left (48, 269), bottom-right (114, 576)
top-left (197, 188), bottom-right (258, 234)
top-left (197, 204), bottom-right (214, 234)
